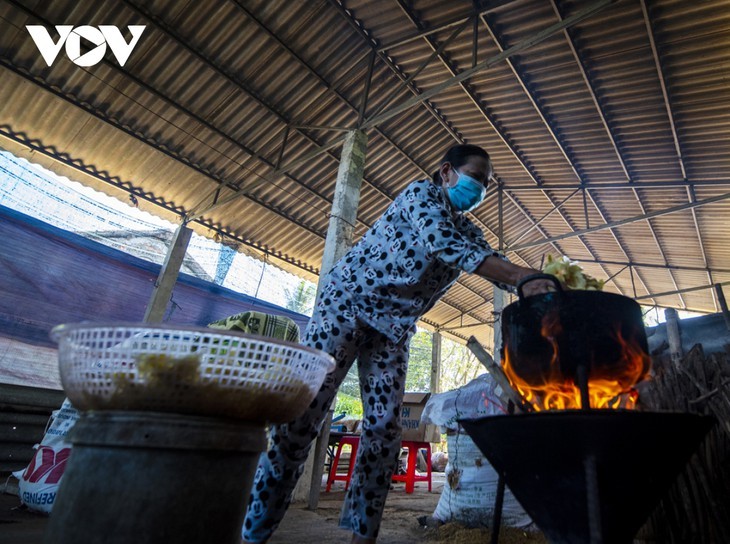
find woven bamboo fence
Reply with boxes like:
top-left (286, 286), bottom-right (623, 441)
top-left (638, 344), bottom-right (730, 543)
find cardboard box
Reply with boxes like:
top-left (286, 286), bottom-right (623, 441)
top-left (401, 392), bottom-right (441, 443)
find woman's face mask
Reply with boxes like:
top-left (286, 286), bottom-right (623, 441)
top-left (446, 171), bottom-right (487, 212)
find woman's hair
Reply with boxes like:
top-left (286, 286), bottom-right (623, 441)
top-left (432, 144), bottom-right (491, 185)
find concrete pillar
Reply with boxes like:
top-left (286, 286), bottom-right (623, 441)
top-left (297, 129), bottom-right (368, 508)
top-left (143, 223), bottom-right (192, 323)
top-left (316, 129), bottom-right (369, 297)
top-left (430, 331), bottom-right (442, 395)
top-left (665, 308), bottom-right (683, 365)
top-left (492, 288), bottom-right (506, 364)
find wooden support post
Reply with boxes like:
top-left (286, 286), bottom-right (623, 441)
top-left (143, 223), bottom-right (192, 323)
top-left (467, 336), bottom-right (532, 412)
top-left (431, 331), bottom-right (442, 395)
top-left (308, 410), bottom-right (334, 510)
top-left (299, 130), bottom-right (368, 508)
top-left (494, 182), bottom-right (506, 364)
top-left (492, 288), bottom-right (505, 365)
top-left (665, 308), bottom-right (683, 366)
top-left (715, 283), bottom-right (730, 332)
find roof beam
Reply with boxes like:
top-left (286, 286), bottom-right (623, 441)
top-left (504, 179), bottom-right (730, 190)
top-left (640, 0), bottom-right (687, 181)
top-left (0, 56), bottom-right (331, 244)
top-left (574, 258), bottom-right (730, 276)
top-left (375, 0), bottom-right (518, 52)
top-left (551, 0), bottom-right (683, 307)
top-left (327, 0), bottom-right (462, 141)
top-left (0, 125), bottom-right (321, 277)
top-left (117, 0), bottom-right (502, 320)
top-left (508, 189), bottom-right (730, 251)
top-left (479, 14), bottom-right (583, 183)
top-left (362, 0), bottom-right (617, 130)
top-left (635, 280), bottom-right (730, 301)
top-left (584, 189), bottom-right (654, 303)
top-left (477, 12), bottom-right (629, 294)
top-left (640, 0), bottom-right (717, 312)
top-left (393, 0), bottom-right (624, 294)
top-left (7, 0), bottom-right (346, 236)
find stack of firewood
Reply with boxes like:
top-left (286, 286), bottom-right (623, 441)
top-left (638, 344), bottom-right (730, 543)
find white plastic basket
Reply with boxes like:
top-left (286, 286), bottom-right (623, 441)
top-left (51, 323), bottom-right (335, 423)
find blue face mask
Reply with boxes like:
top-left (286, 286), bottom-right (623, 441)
top-left (447, 172), bottom-right (486, 212)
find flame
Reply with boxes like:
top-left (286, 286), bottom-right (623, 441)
top-left (502, 312), bottom-right (651, 411)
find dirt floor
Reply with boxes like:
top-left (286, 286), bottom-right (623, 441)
top-left (1, 473), bottom-right (547, 543)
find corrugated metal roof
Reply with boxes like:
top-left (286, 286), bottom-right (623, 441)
top-left (1, 0), bottom-right (729, 347)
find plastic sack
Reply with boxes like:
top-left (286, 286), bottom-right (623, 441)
top-left (421, 373), bottom-right (507, 431)
top-left (13, 398), bottom-right (80, 513)
top-left (433, 432), bottom-right (532, 529)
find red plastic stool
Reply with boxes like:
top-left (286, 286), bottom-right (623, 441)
top-left (326, 434), bottom-right (360, 492)
top-left (392, 440), bottom-right (432, 493)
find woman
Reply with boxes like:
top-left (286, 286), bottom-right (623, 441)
top-left (242, 144), bottom-right (553, 543)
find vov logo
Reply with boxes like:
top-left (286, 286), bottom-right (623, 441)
top-left (26, 25), bottom-right (146, 67)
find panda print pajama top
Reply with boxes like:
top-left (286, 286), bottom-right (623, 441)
top-left (243, 179), bottom-right (510, 542)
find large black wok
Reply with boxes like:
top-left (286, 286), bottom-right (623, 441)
top-left (501, 274), bottom-right (650, 391)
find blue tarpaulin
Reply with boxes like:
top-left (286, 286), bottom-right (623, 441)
top-left (0, 204), bottom-right (310, 348)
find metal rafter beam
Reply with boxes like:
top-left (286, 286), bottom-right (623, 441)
top-left (502, 189), bottom-right (625, 296)
top-left (229, 0), bottom-right (439, 185)
top-left (574, 258), bottom-right (730, 276)
top-left (117, 0), bottom-right (500, 321)
top-left (503, 179), bottom-right (730, 190)
top-left (6, 0), bottom-right (347, 234)
top-left (361, 0), bottom-right (617, 130)
top-left (327, 0), bottom-right (463, 142)
top-left (551, 0), bottom-right (682, 307)
top-left (394, 0), bottom-right (623, 294)
top-left (0, 56), bottom-right (330, 243)
top-left (375, 0), bottom-right (519, 52)
top-left (325, 0), bottom-right (543, 279)
top-left (120, 0), bottom-right (384, 218)
top-left (584, 189), bottom-right (654, 302)
top-left (630, 186), bottom-right (685, 307)
top-left (478, 12), bottom-right (629, 294)
top-left (549, 0), bottom-right (630, 181)
top-left (479, 14), bottom-right (583, 183)
top-left (508, 190), bottom-right (730, 251)
top-left (0, 125), bottom-right (320, 276)
top-left (635, 281), bottom-right (730, 302)
top-left (640, 0), bottom-right (717, 312)
top-left (687, 185), bottom-right (718, 311)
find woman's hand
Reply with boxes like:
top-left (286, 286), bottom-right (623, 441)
top-left (517, 272), bottom-right (558, 297)
top-left (476, 257), bottom-right (562, 296)
top-left (517, 268), bottom-right (568, 297)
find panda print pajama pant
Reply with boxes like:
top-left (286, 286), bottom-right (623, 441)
top-left (242, 297), bottom-right (413, 542)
